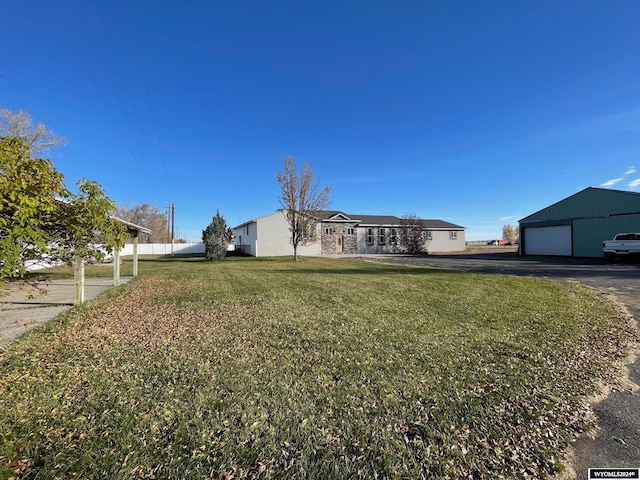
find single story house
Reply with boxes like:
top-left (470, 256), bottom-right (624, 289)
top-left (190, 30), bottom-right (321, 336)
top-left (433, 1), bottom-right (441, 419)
top-left (233, 210), bottom-right (466, 257)
top-left (518, 187), bottom-right (640, 257)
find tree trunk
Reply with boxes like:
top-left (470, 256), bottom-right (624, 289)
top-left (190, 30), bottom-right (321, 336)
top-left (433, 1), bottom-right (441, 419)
top-left (293, 244), bottom-right (298, 262)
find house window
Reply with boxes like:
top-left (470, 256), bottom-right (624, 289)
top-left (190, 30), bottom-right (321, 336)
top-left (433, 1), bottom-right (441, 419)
top-left (366, 228), bottom-right (374, 244)
top-left (449, 231), bottom-right (457, 240)
top-left (379, 228), bottom-right (385, 245)
top-left (426, 230), bottom-right (432, 240)
top-left (347, 228), bottom-right (354, 235)
top-left (325, 227), bottom-right (333, 235)
top-left (390, 228), bottom-right (397, 244)
top-left (244, 224), bottom-right (250, 235)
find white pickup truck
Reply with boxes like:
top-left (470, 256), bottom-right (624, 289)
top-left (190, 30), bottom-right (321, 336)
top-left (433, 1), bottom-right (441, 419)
top-left (602, 233), bottom-right (640, 258)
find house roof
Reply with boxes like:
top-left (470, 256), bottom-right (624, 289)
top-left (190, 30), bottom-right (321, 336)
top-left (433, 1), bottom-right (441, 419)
top-left (232, 210), bottom-right (281, 230)
top-left (54, 197), bottom-right (151, 235)
top-left (111, 216), bottom-right (152, 235)
top-left (354, 214), bottom-right (402, 225)
top-left (318, 211), bottom-right (465, 229)
top-left (519, 187), bottom-right (640, 223)
top-left (316, 211), bottom-right (353, 221)
top-left (415, 219), bottom-right (466, 229)
top-left (232, 210), bottom-right (465, 230)
top-left (233, 219), bottom-right (255, 229)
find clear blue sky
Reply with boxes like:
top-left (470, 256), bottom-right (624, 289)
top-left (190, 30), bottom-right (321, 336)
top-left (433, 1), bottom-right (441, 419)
top-left (3, 1), bottom-right (640, 242)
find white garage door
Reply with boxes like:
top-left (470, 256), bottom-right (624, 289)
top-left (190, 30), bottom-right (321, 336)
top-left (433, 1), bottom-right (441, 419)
top-left (524, 226), bottom-right (572, 256)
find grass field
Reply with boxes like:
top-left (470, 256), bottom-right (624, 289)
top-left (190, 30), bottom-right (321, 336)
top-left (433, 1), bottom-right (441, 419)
top-left (0, 255), bottom-right (636, 479)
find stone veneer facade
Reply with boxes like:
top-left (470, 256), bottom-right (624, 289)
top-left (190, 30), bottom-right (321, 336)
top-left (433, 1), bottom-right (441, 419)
top-left (320, 221), bottom-right (359, 254)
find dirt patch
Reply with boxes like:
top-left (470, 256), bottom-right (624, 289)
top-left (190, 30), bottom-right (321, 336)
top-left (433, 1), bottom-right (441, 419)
top-left (566, 295), bottom-right (640, 478)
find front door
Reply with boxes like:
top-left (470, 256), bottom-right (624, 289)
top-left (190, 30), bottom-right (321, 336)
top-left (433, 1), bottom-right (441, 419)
top-left (336, 235), bottom-right (343, 253)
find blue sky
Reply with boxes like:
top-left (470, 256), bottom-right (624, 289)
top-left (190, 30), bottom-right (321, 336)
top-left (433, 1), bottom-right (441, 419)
top-left (3, 1), bottom-right (640, 241)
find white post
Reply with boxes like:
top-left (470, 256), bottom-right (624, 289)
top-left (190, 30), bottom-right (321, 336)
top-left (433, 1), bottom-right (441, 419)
top-left (113, 249), bottom-right (121, 286)
top-left (133, 233), bottom-right (139, 276)
top-left (74, 257), bottom-right (85, 305)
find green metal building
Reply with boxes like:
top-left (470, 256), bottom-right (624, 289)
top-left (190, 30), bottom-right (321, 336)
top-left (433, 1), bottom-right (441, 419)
top-left (518, 187), bottom-right (640, 257)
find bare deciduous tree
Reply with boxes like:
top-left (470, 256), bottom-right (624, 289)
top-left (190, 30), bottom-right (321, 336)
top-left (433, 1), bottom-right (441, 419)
top-left (400, 214), bottom-right (429, 254)
top-left (115, 203), bottom-right (168, 243)
top-left (276, 157), bottom-right (331, 261)
top-left (0, 108), bottom-right (67, 154)
top-left (502, 224), bottom-right (516, 244)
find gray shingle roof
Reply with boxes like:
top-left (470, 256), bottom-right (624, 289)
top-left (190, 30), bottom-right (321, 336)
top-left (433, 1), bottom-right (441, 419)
top-left (415, 219), bottom-right (465, 229)
top-left (352, 214), bottom-right (402, 225)
top-left (317, 211), bottom-right (464, 229)
top-left (317, 211), bottom-right (351, 220)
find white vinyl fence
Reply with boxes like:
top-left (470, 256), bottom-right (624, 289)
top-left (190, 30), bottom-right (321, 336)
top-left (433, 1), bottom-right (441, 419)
top-left (119, 242), bottom-right (206, 256)
top-left (24, 243), bottom-right (232, 271)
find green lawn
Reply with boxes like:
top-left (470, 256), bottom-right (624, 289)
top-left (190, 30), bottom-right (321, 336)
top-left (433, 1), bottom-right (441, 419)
top-left (0, 255), bottom-right (635, 479)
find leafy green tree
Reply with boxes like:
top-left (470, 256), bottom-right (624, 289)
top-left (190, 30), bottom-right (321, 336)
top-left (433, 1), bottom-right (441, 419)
top-left (1, 136), bottom-right (126, 282)
top-left (202, 210), bottom-right (232, 261)
top-left (1, 137), bottom-right (68, 278)
top-left (53, 180), bottom-right (127, 263)
top-left (276, 157), bottom-right (331, 261)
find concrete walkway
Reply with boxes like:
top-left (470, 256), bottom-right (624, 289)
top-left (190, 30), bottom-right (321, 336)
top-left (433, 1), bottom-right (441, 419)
top-left (0, 277), bottom-right (131, 348)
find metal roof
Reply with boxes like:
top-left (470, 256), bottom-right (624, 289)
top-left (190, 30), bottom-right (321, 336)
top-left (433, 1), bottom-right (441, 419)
top-left (519, 187), bottom-right (640, 224)
top-left (111, 216), bottom-right (152, 235)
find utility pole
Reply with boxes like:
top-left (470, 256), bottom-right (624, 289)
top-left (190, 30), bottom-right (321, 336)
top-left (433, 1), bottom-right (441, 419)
top-left (166, 204), bottom-right (171, 243)
top-left (171, 202), bottom-right (175, 255)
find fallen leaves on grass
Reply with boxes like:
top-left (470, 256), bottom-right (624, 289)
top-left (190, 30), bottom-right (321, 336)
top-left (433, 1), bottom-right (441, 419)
top-left (0, 260), bottom-right (637, 479)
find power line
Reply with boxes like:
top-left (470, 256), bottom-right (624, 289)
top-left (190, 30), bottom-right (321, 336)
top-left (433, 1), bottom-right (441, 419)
top-left (55, 0), bottom-right (171, 205)
top-left (125, 0), bottom-right (173, 201)
top-left (93, 0), bottom-right (169, 201)
top-left (56, 5), bottom-right (152, 190)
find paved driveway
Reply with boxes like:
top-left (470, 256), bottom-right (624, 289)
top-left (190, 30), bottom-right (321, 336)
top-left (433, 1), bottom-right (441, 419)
top-left (0, 277), bottom-right (132, 348)
top-left (357, 252), bottom-right (640, 476)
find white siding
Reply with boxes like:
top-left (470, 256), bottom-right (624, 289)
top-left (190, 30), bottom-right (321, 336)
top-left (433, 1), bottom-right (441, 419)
top-left (233, 221), bottom-right (258, 256)
top-left (354, 227), bottom-right (466, 253)
top-left (427, 230), bottom-right (466, 253)
top-left (234, 211), bottom-right (321, 257)
top-left (234, 211), bottom-right (465, 256)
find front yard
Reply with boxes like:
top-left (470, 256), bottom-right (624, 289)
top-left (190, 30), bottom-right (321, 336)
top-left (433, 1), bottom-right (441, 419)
top-left (0, 256), bottom-right (636, 479)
